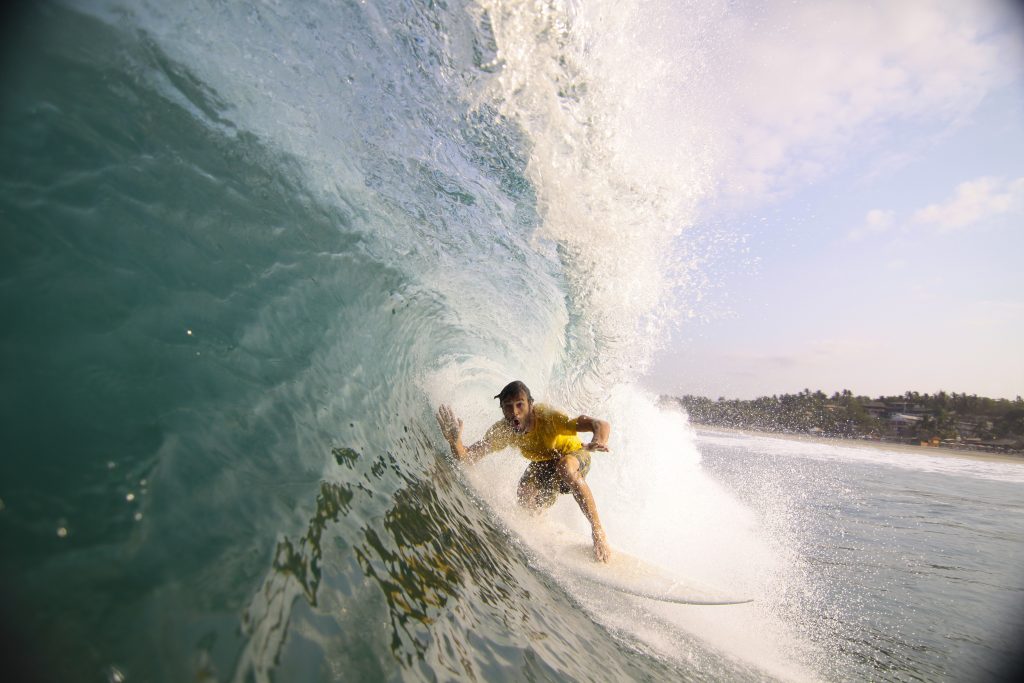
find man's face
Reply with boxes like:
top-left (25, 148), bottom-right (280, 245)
top-left (500, 391), bottom-right (532, 433)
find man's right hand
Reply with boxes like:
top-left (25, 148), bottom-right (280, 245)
top-left (435, 404), bottom-right (464, 445)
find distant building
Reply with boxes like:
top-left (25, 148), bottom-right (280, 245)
top-left (889, 413), bottom-right (922, 436)
top-left (886, 401), bottom-right (929, 416)
top-left (886, 400), bottom-right (912, 414)
top-left (956, 420), bottom-right (978, 438)
top-left (863, 401), bottom-right (887, 418)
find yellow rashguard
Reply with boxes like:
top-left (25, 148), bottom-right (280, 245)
top-left (481, 404), bottom-right (584, 462)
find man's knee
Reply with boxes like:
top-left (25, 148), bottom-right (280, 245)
top-left (556, 456), bottom-right (581, 486)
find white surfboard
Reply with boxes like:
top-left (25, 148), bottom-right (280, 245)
top-left (557, 543), bottom-right (753, 606)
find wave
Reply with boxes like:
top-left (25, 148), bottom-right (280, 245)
top-left (1, 1), bottom-right (820, 681)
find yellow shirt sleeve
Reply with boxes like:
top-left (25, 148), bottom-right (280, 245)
top-left (548, 407), bottom-right (580, 434)
top-left (480, 420), bottom-right (513, 454)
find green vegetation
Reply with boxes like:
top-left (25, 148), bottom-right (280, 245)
top-left (662, 390), bottom-right (1024, 454)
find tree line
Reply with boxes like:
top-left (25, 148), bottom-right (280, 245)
top-left (663, 389), bottom-right (1024, 448)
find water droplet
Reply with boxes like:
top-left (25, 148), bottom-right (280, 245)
top-left (133, 512), bottom-right (143, 522)
top-left (186, 329), bottom-right (193, 336)
top-left (125, 493), bottom-right (135, 502)
top-left (56, 526), bottom-right (68, 538)
top-left (107, 665), bottom-right (126, 683)
top-left (139, 479), bottom-right (147, 487)
top-left (107, 461), bottom-right (117, 470)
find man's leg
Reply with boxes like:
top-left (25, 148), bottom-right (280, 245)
top-left (517, 462), bottom-right (557, 511)
top-left (556, 453), bottom-right (610, 562)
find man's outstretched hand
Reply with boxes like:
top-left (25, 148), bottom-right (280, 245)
top-left (435, 404), bottom-right (463, 445)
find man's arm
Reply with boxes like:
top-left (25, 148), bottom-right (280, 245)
top-left (575, 415), bottom-right (611, 451)
top-left (435, 404), bottom-right (490, 463)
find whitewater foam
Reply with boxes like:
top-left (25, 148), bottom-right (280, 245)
top-left (698, 429), bottom-right (1024, 484)
top-left (454, 384), bottom-right (820, 679)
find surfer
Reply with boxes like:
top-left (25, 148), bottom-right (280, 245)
top-left (435, 380), bottom-right (612, 562)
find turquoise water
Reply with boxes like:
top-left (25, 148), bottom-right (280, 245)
top-left (2, 2), bottom-right (1023, 681)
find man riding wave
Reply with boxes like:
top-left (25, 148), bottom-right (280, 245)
top-left (436, 380), bottom-right (612, 562)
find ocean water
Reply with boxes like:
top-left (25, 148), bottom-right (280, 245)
top-left (696, 429), bottom-right (1024, 682)
top-left (2, 1), bottom-right (1022, 682)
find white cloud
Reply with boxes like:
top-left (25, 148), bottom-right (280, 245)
top-left (911, 176), bottom-right (1024, 232)
top-left (848, 208), bottom-right (896, 240)
top-left (846, 175), bottom-right (1024, 240)
top-left (715, 0), bottom-right (1024, 201)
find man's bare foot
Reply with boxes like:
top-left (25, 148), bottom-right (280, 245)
top-left (592, 528), bottom-right (611, 563)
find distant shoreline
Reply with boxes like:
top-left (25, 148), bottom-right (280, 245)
top-left (666, 392), bottom-right (1024, 457)
top-left (691, 424), bottom-right (1024, 465)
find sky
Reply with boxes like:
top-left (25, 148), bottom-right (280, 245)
top-left (644, 0), bottom-right (1024, 401)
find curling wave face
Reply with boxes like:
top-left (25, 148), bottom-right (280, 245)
top-left (0, 1), bottom-right (792, 681)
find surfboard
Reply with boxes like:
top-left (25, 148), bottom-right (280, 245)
top-left (557, 543), bottom-right (754, 606)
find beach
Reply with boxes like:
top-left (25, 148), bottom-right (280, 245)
top-left (692, 424), bottom-right (1024, 465)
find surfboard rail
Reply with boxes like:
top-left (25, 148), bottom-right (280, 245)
top-left (558, 543), bottom-right (754, 606)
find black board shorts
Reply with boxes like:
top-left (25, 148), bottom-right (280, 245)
top-left (521, 450), bottom-right (592, 508)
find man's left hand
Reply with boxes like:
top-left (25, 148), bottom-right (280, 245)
top-left (585, 441), bottom-right (609, 452)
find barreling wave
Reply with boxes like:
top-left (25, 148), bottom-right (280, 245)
top-left (474, 0), bottom-right (720, 403)
top-left (1, 2), bottom-right (811, 682)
